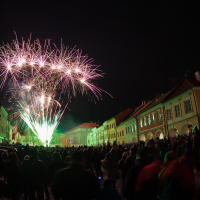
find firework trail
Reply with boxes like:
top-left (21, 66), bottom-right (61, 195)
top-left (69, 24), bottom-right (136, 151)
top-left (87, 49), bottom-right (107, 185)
top-left (0, 34), bottom-right (108, 146)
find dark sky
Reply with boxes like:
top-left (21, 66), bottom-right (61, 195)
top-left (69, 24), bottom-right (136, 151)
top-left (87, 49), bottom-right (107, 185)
top-left (0, 1), bottom-right (199, 132)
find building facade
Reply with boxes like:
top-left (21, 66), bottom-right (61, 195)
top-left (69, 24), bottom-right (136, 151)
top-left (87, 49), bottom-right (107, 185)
top-left (163, 78), bottom-right (200, 138)
top-left (0, 105), bottom-right (9, 144)
top-left (65, 123), bottom-right (99, 147)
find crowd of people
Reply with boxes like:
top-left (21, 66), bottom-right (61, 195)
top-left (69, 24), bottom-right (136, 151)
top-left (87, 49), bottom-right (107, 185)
top-left (0, 132), bottom-right (200, 200)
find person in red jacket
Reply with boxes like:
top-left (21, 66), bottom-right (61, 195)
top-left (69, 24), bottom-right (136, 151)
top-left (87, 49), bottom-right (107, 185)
top-left (158, 151), bottom-right (195, 200)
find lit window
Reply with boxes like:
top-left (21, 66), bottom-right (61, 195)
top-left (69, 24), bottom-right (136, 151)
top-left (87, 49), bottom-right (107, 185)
top-left (143, 117), bottom-right (147, 126)
top-left (184, 99), bottom-right (192, 113)
top-left (166, 108), bottom-right (172, 120)
top-left (157, 111), bottom-right (162, 121)
top-left (140, 118), bottom-right (143, 127)
top-left (151, 113), bottom-right (155, 123)
top-left (147, 115), bottom-right (151, 125)
top-left (174, 104), bottom-right (181, 117)
top-left (133, 124), bottom-right (136, 131)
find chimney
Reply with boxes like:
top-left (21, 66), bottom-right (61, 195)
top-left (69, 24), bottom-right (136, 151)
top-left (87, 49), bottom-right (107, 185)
top-left (195, 71), bottom-right (200, 82)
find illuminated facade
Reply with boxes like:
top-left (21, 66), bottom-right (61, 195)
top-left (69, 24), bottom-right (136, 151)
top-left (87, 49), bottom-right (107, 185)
top-left (0, 105), bottom-right (11, 144)
top-left (163, 76), bottom-right (200, 138)
top-left (65, 123), bottom-right (99, 147)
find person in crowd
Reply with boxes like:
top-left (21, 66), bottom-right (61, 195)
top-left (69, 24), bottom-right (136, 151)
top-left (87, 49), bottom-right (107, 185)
top-left (193, 135), bottom-right (200, 172)
top-left (0, 152), bottom-right (3, 179)
top-left (63, 155), bottom-right (70, 165)
top-left (0, 178), bottom-right (12, 200)
top-left (124, 146), bottom-right (137, 178)
top-left (38, 149), bottom-right (51, 199)
top-left (118, 152), bottom-right (128, 190)
top-left (176, 145), bottom-right (183, 158)
top-left (158, 151), bottom-right (195, 200)
top-left (61, 147), bottom-right (68, 162)
top-left (96, 179), bottom-right (121, 200)
top-left (21, 148), bottom-right (46, 200)
top-left (83, 149), bottom-right (92, 171)
top-left (3, 152), bottom-right (21, 200)
top-left (23, 144), bottom-right (30, 157)
top-left (51, 151), bottom-right (100, 200)
top-left (123, 147), bottom-right (149, 200)
top-left (179, 143), bottom-right (195, 174)
top-left (21, 155), bottom-right (29, 200)
top-left (47, 152), bottom-right (66, 184)
top-left (92, 148), bottom-right (103, 179)
top-left (135, 145), bottom-right (164, 200)
top-left (101, 153), bottom-right (118, 188)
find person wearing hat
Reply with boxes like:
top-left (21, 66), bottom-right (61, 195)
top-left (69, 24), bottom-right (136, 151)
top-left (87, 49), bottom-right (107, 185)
top-left (51, 150), bottom-right (100, 200)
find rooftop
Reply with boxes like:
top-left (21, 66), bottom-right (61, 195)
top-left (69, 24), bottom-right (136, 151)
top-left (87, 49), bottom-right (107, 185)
top-left (65, 122), bottom-right (100, 133)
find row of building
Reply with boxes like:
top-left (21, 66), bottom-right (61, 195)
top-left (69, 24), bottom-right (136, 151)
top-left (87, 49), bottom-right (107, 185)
top-left (62, 72), bottom-right (200, 147)
top-left (2, 72), bottom-right (200, 147)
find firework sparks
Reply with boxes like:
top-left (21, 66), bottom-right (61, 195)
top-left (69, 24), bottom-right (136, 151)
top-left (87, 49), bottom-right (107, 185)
top-left (0, 33), bottom-right (109, 146)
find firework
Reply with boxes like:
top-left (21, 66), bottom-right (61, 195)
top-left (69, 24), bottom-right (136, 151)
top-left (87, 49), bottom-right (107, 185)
top-left (0, 34), bottom-right (107, 146)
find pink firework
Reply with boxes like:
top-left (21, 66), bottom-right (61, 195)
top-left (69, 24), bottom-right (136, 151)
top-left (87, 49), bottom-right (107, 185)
top-left (0, 34), bottom-right (106, 99)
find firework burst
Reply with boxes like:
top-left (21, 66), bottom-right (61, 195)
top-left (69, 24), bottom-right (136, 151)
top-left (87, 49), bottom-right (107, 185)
top-left (0, 33), bottom-right (108, 146)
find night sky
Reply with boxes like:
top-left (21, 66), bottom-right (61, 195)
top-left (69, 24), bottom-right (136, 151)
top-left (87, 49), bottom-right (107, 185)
top-left (0, 1), bottom-right (199, 132)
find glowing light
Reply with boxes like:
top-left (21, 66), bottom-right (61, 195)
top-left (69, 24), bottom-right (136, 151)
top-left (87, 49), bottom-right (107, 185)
top-left (18, 62), bottom-right (22, 67)
top-left (52, 65), bottom-right (55, 69)
top-left (40, 95), bottom-right (45, 104)
top-left (22, 59), bottom-right (26, 63)
top-left (75, 68), bottom-right (80, 72)
top-left (40, 62), bottom-right (44, 67)
top-left (80, 78), bottom-right (85, 83)
top-left (57, 65), bottom-right (62, 69)
top-left (48, 97), bottom-right (51, 102)
top-left (7, 65), bottom-right (11, 70)
top-left (67, 69), bottom-right (71, 74)
top-left (26, 85), bottom-right (31, 90)
top-left (30, 62), bottom-right (34, 66)
top-left (26, 108), bottom-right (30, 113)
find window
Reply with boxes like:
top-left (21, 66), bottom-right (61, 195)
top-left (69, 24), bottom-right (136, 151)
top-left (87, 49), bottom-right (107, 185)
top-left (143, 117), bottom-right (147, 126)
top-left (157, 111), bottom-right (162, 121)
top-left (130, 125), bottom-right (133, 132)
top-left (126, 127), bottom-right (128, 133)
top-left (147, 115), bottom-right (151, 125)
top-left (140, 118), bottom-right (143, 127)
top-left (122, 130), bottom-right (124, 136)
top-left (184, 99), bottom-right (192, 113)
top-left (151, 113), bottom-right (155, 123)
top-left (133, 124), bottom-right (136, 131)
top-left (166, 108), bottom-right (172, 120)
top-left (128, 126), bottom-right (130, 133)
top-left (174, 104), bottom-right (181, 117)
top-left (120, 131), bottom-right (121, 136)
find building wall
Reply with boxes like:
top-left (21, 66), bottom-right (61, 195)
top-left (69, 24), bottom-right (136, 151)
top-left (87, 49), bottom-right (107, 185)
top-left (62, 135), bottom-right (70, 147)
top-left (116, 124), bottom-right (126, 145)
top-left (0, 106), bottom-right (8, 143)
top-left (103, 121), bottom-right (108, 145)
top-left (138, 104), bottom-right (165, 140)
top-left (107, 118), bottom-right (116, 145)
top-left (124, 118), bottom-right (138, 144)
